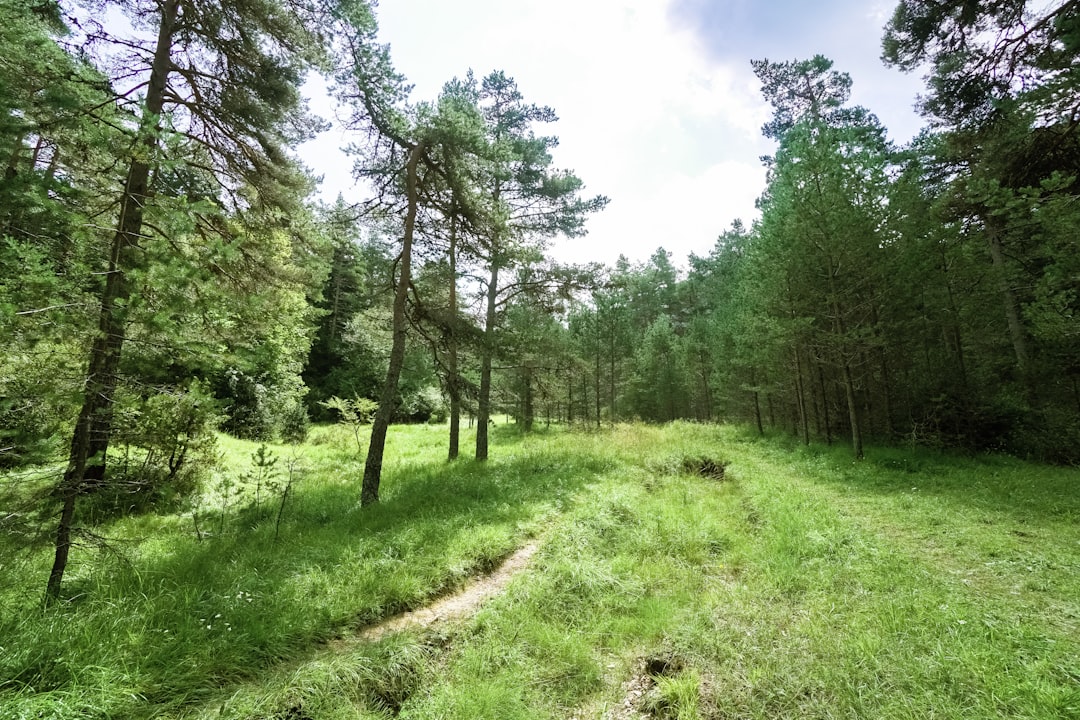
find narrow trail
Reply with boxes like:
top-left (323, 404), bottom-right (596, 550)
top-left (356, 539), bottom-right (540, 642)
top-left (197, 540), bottom-right (541, 718)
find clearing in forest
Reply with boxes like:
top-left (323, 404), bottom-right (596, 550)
top-left (1, 422), bottom-right (1078, 719)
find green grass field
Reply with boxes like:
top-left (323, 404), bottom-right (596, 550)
top-left (1, 422), bottom-right (1078, 719)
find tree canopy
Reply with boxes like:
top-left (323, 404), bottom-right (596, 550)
top-left (1, 0), bottom-right (1078, 608)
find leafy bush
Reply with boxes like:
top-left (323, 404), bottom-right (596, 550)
top-left (319, 395), bottom-right (377, 455)
top-left (0, 344), bottom-right (77, 469)
top-left (279, 399), bottom-right (311, 444)
top-left (220, 368), bottom-right (274, 440)
top-left (219, 369), bottom-right (315, 443)
top-left (0, 391), bottom-right (61, 469)
top-left (86, 381), bottom-right (220, 518)
top-left (399, 385), bottom-right (447, 424)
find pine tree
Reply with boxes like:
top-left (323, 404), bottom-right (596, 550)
top-left (45, 0), bottom-right (326, 602)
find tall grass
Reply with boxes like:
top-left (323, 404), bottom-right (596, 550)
top-left (0, 422), bottom-right (608, 719)
top-left (376, 423), bottom-right (1080, 719)
top-left (2, 421), bottom-right (1078, 719)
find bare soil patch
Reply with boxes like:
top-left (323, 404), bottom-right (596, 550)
top-left (358, 539), bottom-right (540, 641)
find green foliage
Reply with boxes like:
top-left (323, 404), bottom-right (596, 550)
top-left (241, 443), bottom-right (279, 512)
top-left (0, 345), bottom-right (73, 469)
top-left (320, 394), bottom-right (378, 455)
top-left (217, 368), bottom-right (313, 444)
top-left (321, 394), bottom-right (379, 425)
top-left (220, 369), bottom-right (275, 441)
top-left (631, 315), bottom-right (690, 422)
top-left (302, 201), bottom-right (393, 417)
top-left (400, 385), bottom-right (447, 424)
top-left (278, 400), bottom-right (311, 445)
top-left (84, 381), bottom-right (220, 518)
top-left (752, 54), bottom-right (853, 139)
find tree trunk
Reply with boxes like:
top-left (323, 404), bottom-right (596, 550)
top-left (329, 249), bottom-right (343, 343)
top-left (475, 258), bottom-right (499, 460)
top-left (362, 141), bottom-right (424, 505)
top-left (45, 0), bottom-right (178, 604)
top-left (937, 247), bottom-right (969, 389)
top-left (44, 487), bottom-right (77, 605)
top-left (43, 144), bottom-right (60, 183)
top-left (793, 347), bottom-right (810, 445)
top-left (699, 352), bottom-right (713, 422)
top-left (750, 366), bottom-right (764, 436)
top-left (582, 373), bottom-right (590, 425)
top-left (809, 359), bottom-right (823, 438)
top-left (986, 220), bottom-right (1032, 385)
top-left (609, 324), bottom-right (617, 424)
top-left (842, 359), bottom-right (863, 459)
top-left (4, 132), bottom-right (23, 180)
top-left (787, 280), bottom-right (809, 444)
top-left (818, 364), bottom-right (832, 445)
top-left (594, 327), bottom-right (601, 428)
top-left (878, 350), bottom-right (894, 439)
top-left (522, 365), bottom-right (534, 432)
top-left (826, 255), bottom-right (863, 459)
top-left (567, 365), bottom-right (573, 425)
top-left (447, 215), bottom-right (460, 460)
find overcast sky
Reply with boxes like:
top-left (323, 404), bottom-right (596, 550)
top-left (300, 0), bottom-right (929, 267)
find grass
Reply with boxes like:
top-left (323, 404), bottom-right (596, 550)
top-left (0, 421), bottom-right (607, 719)
top-left (1, 421), bottom-right (1078, 718)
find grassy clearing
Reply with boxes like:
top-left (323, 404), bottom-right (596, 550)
top-left (2, 422), bottom-right (1078, 718)
top-left (390, 424), bottom-right (1078, 719)
top-left (0, 421), bottom-right (608, 719)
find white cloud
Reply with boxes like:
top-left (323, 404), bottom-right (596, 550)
top-left (553, 158), bottom-right (765, 265)
top-left (300, 0), bottom-right (923, 266)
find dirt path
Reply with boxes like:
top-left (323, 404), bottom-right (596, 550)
top-left (194, 540), bottom-right (541, 717)
top-left (357, 539), bottom-right (540, 641)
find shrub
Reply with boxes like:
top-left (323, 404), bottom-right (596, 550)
top-left (220, 368), bottom-right (274, 440)
top-left (85, 381), bottom-right (220, 518)
top-left (399, 385), bottom-right (447, 424)
top-left (279, 399), bottom-right (311, 444)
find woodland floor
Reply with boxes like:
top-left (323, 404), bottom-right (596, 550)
top-left (2, 422), bottom-right (1078, 719)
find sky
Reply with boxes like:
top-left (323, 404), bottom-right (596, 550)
top-left (300, 0), bottom-right (929, 268)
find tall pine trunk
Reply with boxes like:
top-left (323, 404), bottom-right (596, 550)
top-left (750, 366), bottom-right (764, 436)
top-left (522, 365), bottom-right (534, 431)
top-left (594, 325), bottom-right (601, 428)
top-left (818, 364), bottom-right (832, 445)
top-left (842, 359), bottom-right (863, 459)
top-left (829, 287), bottom-right (863, 459)
top-left (362, 141), bottom-right (424, 505)
top-left (475, 258), bottom-right (499, 460)
top-left (609, 323), bottom-right (617, 424)
top-left (446, 215), bottom-right (460, 460)
top-left (986, 219), bottom-right (1032, 389)
top-left (793, 346), bottom-right (810, 445)
top-left (46, 0), bottom-right (178, 603)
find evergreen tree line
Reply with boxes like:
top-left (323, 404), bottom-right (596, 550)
top-left (0, 0), bottom-right (606, 598)
top-left (1, 0), bottom-right (1077, 601)
top-left (548, 3), bottom-right (1080, 463)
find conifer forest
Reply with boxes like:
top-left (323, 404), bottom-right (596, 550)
top-left (1, 1), bottom-right (1079, 717)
